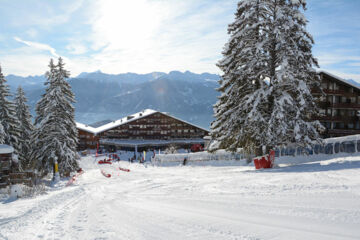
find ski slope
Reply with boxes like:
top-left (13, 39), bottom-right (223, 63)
top-left (1, 154), bottom-right (360, 240)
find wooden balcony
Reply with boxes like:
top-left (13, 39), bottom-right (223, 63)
top-left (332, 103), bottom-right (360, 109)
top-left (328, 129), bottom-right (360, 136)
top-left (312, 88), bottom-right (358, 97)
top-left (315, 116), bottom-right (358, 122)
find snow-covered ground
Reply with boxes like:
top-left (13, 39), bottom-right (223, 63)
top-left (1, 153), bottom-right (360, 240)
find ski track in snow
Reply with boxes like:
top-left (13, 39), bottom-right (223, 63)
top-left (1, 154), bottom-right (360, 239)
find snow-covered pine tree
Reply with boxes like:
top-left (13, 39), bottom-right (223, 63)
top-left (211, 0), bottom-right (322, 155)
top-left (263, 0), bottom-right (323, 150)
top-left (0, 65), bottom-right (21, 155)
top-left (211, 0), bottom-right (270, 154)
top-left (31, 59), bottom-right (57, 173)
top-left (55, 57), bottom-right (79, 173)
top-left (0, 122), bottom-right (5, 144)
top-left (15, 86), bottom-right (34, 170)
top-left (32, 58), bottom-right (78, 176)
top-left (34, 59), bottom-right (57, 126)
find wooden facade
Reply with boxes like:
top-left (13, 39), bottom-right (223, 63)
top-left (313, 71), bottom-right (360, 138)
top-left (78, 129), bottom-right (99, 150)
top-left (0, 152), bottom-right (12, 188)
top-left (100, 112), bottom-right (207, 140)
top-left (77, 110), bottom-right (209, 150)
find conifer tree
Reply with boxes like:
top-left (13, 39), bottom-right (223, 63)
top-left (211, 0), bottom-right (323, 155)
top-left (0, 122), bottom-right (5, 144)
top-left (211, 0), bottom-right (270, 154)
top-left (0, 65), bottom-right (21, 155)
top-left (32, 58), bottom-right (78, 175)
top-left (263, 0), bottom-right (323, 149)
top-left (15, 86), bottom-right (34, 170)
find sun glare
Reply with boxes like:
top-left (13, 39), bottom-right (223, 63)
top-left (93, 0), bottom-right (166, 51)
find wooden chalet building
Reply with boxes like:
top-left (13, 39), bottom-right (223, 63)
top-left (0, 145), bottom-right (13, 188)
top-left (76, 109), bottom-right (209, 153)
top-left (313, 71), bottom-right (360, 138)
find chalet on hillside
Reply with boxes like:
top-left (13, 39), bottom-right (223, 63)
top-left (313, 71), bottom-right (360, 138)
top-left (76, 109), bottom-right (209, 152)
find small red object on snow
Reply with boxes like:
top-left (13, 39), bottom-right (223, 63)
top-left (66, 169), bottom-right (85, 186)
top-left (98, 159), bottom-right (112, 165)
top-left (101, 169), bottom-right (111, 178)
top-left (119, 167), bottom-right (130, 172)
top-left (254, 149), bottom-right (275, 170)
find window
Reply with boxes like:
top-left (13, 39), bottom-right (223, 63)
top-left (348, 123), bottom-right (354, 129)
top-left (327, 95), bottom-right (333, 103)
top-left (321, 82), bottom-right (327, 89)
top-left (334, 143), bottom-right (340, 153)
top-left (334, 96), bottom-right (340, 103)
top-left (332, 109), bottom-right (338, 117)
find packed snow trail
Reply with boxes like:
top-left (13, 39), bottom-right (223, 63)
top-left (1, 155), bottom-right (360, 240)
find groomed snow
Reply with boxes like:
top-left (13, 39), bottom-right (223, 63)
top-left (1, 154), bottom-right (360, 239)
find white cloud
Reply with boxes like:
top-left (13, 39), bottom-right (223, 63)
top-left (0, 47), bottom-right (53, 76)
top-left (4, 0), bottom-right (84, 28)
top-left (316, 53), bottom-right (360, 66)
top-left (14, 37), bottom-right (59, 57)
top-left (25, 28), bottom-right (38, 38)
top-left (66, 43), bottom-right (88, 55)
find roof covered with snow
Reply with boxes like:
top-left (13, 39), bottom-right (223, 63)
top-left (76, 122), bottom-right (98, 134)
top-left (76, 109), bottom-right (209, 135)
top-left (319, 70), bottom-right (360, 92)
top-left (0, 144), bottom-right (14, 154)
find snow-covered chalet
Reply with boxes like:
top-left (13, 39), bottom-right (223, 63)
top-left (76, 109), bottom-right (209, 152)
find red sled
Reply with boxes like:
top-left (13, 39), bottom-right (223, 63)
top-left (119, 167), bottom-right (130, 172)
top-left (66, 169), bottom-right (84, 186)
top-left (98, 160), bottom-right (112, 165)
top-left (253, 150), bottom-right (275, 169)
top-left (101, 169), bottom-right (111, 178)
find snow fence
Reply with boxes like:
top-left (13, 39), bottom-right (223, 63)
top-left (277, 134), bottom-right (360, 157)
top-left (152, 150), bottom-right (247, 166)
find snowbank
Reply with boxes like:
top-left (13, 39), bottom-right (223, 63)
top-left (0, 144), bottom-right (14, 154)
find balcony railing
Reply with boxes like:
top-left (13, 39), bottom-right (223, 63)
top-left (328, 129), bottom-right (360, 135)
top-left (332, 103), bottom-right (360, 109)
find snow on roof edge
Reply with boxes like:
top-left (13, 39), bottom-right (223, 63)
top-left (0, 144), bottom-right (14, 154)
top-left (318, 70), bottom-right (360, 92)
top-left (93, 109), bottom-right (158, 134)
top-left (76, 122), bottom-right (98, 134)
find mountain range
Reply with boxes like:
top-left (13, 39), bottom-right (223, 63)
top-left (6, 71), bottom-right (221, 130)
top-left (7, 70), bottom-right (359, 130)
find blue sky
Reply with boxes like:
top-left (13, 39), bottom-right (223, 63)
top-left (0, 0), bottom-right (359, 81)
